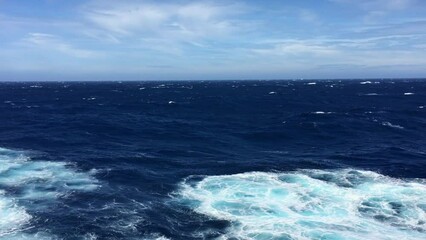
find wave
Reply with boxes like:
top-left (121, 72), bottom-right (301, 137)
top-left (0, 147), bottom-right (99, 238)
top-left (382, 121), bottom-right (405, 129)
top-left (176, 169), bottom-right (426, 240)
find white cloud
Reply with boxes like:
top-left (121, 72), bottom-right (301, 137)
top-left (330, 0), bottom-right (418, 23)
top-left (330, 0), bottom-right (416, 11)
top-left (23, 33), bottom-right (98, 58)
top-left (83, 1), bottom-right (244, 42)
top-left (365, 0), bottom-right (415, 11)
top-left (253, 41), bottom-right (338, 56)
top-left (258, 34), bottom-right (424, 52)
top-left (299, 9), bottom-right (319, 24)
top-left (249, 34), bottom-right (426, 71)
top-left (86, 6), bottom-right (168, 35)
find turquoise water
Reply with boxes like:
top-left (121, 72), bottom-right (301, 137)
top-left (177, 170), bottom-right (426, 239)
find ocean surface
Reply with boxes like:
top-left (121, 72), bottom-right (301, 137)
top-left (0, 80), bottom-right (425, 240)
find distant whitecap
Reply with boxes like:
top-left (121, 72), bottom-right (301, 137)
top-left (382, 122), bottom-right (404, 129)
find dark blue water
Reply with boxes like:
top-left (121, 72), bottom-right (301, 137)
top-left (0, 80), bottom-right (425, 239)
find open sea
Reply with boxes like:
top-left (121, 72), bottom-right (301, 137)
top-left (0, 79), bottom-right (425, 240)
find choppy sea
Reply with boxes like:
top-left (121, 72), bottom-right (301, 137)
top-left (0, 80), bottom-right (425, 239)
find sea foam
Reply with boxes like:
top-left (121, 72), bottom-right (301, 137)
top-left (177, 169), bottom-right (426, 240)
top-left (0, 147), bottom-right (99, 238)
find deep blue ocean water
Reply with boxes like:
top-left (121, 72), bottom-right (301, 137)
top-left (0, 80), bottom-right (425, 239)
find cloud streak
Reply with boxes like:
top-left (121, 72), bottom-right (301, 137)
top-left (22, 33), bottom-right (98, 58)
top-left (83, 1), bottom-right (245, 42)
top-left (330, 0), bottom-right (416, 11)
top-left (330, 0), bottom-right (419, 23)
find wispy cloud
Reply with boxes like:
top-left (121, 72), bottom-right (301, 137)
top-left (82, 1), bottom-right (245, 42)
top-left (253, 41), bottom-right (338, 56)
top-left (351, 20), bottom-right (426, 37)
top-left (255, 35), bottom-right (420, 52)
top-left (22, 33), bottom-right (98, 58)
top-left (299, 9), bottom-right (320, 24)
top-left (330, 0), bottom-right (416, 11)
top-left (249, 34), bottom-right (426, 72)
top-left (330, 0), bottom-right (418, 23)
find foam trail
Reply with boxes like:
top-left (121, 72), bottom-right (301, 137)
top-left (177, 169), bottom-right (426, 240)
top-left (0, 190), bottom-right (31, 237)
top-left (0, 147), bottom-right (99, 238)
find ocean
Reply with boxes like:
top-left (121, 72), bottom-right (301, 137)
top-left (0, 80), bottom-right (425, 239)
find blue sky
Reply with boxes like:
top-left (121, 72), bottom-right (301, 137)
top-left (1, 0), bottom-right (426, 80)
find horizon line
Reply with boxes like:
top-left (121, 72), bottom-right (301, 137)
top-left (1, 77), bottom-right (426, 83)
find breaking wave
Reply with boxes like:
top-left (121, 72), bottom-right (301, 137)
top-left (177, 169), bottom-right (426, 240)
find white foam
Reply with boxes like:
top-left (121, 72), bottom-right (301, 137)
top-left (312, 111), bottom-right (333, 115)
top-left (360, 81), bottom-right (372, 85)
top-left (0, 190), bottom-right (31, 238)
top-left (142, 234), bottom-right (172, 240)
top-left (0, 147), bottom-right (99, 237)
top-left (404, 93), bottom-right (415, 95)
top-left (307, 82), bottom-right (316, 85)
top-left (382, 122), bottom-right (404, 129)
top-left (177, 169), bottom-right (426, 240)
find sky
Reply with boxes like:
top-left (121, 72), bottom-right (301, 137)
top-left (1, 0), bottom-right (426, 81)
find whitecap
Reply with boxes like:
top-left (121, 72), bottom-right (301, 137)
top-left (82, 233), bottom-right (98, 240)
top-left (404, 93), bottom-right (415, 95)
top-left (360, 81), bottom-right (372, 85)
top-left (142, 234), bottom-right (172, 240)
top-left (153, 84), bottom-right (166, 89)
top-left (176, 169), bottom-right (426, 240)
top-left (382, 122), bottom-right (404, 129)
top-left (0, 190), bottom-right (31, 238)
top-left (312, 111), bottom-right (333, 114)
top-left (1, 232), bottom-right (55, 240)
top-left (307, 82), bottom-right (316, 85)
top-left (269, 92), bottom-right (277, 95)
top-left (0, 147), bottom-right (99, 237)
